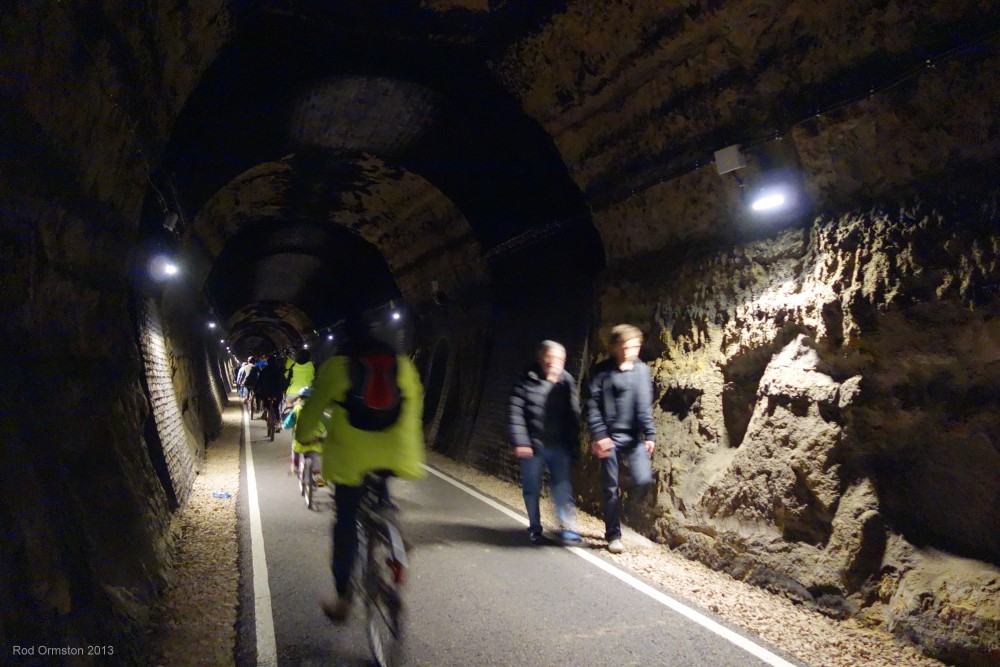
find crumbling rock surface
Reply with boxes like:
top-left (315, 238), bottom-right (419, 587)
top-left (592, 200), bottom-right (1000, 663)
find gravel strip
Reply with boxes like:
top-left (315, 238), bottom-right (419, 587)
top-left (149, 405), bottom-right (241, 667)
top-left (149, 415), bottom-right (943, 667)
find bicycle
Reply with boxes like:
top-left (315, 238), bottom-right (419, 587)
top-left (263, 397), bottom-right (280, 441)
top-left (297, 452), bottom-right (322, 510)
top-left (352, 471), bottom-right (409, 667)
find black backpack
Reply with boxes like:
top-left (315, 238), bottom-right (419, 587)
top-left (244, 365), bottom-right (261, 389)
top-left (337, 352), bottom-right (402, 431)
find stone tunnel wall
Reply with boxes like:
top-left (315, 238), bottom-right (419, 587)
top-left (582, 200), bottom-right (1000, 665)
top-left (137, 297), bottom-right (204, 508)
top-left (0, 2), bottom-right (232, 660)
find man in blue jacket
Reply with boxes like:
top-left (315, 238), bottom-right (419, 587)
top-left (586, 324), bottom-right (656, 554)
top-left (509, 340), bottom-right (582, 546)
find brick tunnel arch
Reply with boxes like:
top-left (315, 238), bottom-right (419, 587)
top-left (175, 153), bottom-right (489, 347)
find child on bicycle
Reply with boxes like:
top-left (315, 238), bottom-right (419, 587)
top-left (283, 386), bottom-right (326, 484)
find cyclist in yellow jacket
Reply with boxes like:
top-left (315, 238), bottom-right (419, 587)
top-left (295, 315), bottom-right (425, 622)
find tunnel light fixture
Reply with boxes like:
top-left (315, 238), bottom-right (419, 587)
top-left (207, 321), bottom-right (217, 329)
top-left (747, 180), bottom-right (798, 216)
top-left (148, 255), bottom-right (180, 282)
top-left (302, 343), bottom-right (309, 349)
top-left (750, 187), bottom-right (790, 213)
top-left (327, 334), bottom-right (334, 341)
top-left (391, 311), bottom-right (401, 321)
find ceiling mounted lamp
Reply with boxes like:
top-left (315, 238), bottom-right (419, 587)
top-left (747, 173), bottom-right (799, 216)
top-left (714, 143), bottom-right (805, 220)
top-left (148, 254), bottom-right (180, 282)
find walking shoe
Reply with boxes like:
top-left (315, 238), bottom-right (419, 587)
top-left (607, 539), bottom-right (625, 554)
top-left (559, 531), bottom-right (583, 546)
top-left (529, 532), bottom-right (545, 545)
top-left (321, 594), bottom-right (352, 624)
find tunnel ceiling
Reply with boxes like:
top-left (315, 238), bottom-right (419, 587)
top-left (155, 0), bottom-right (996, 354)
top-left (159, 0), bottom-right (598, 351)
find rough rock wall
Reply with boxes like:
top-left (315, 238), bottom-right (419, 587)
top-left (588, 202), bottom-right (1000, 664)
top-left (497, 0), bottom-right (999, 209)
top-left (0, 1), bottom-right (231, 661)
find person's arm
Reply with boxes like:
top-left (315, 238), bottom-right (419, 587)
top-left (508, 375), bottom-right (533, 458)
top-left (585, 364), bottom-right (614, 458)
top-left (636, 363), bottom-right (656, 454)
top-left (568, 372), bottom-right (582, 423)
top-left (282, 405), bottom-right (298, 430)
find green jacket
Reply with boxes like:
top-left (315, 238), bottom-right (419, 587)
top-left (284, 403), bottom-right (325, 455)
top-left (285, 361), bottom-right (316, 396)
top-left (295, 354), bottom-right (426, 486)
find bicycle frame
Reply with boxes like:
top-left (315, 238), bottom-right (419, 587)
top-left (354, 473), bottom-right (408, 667)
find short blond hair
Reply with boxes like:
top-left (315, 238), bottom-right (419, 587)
top-left (609, 324), bottom-right (643, 346)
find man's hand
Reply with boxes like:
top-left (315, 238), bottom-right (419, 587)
top-left (514, 446), bottom-right (534, 458)
top-left (645, 440), bottom-right (655, 455)
top-left (592, 438), bottom-right (614, 459)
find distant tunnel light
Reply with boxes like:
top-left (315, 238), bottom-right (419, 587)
top-left (148, 255), bottom-right (180, 281)
top-left (207, 321), bottom-right (217, 329)
top-left (391, 311), bottom-right (401, 321)
top-left (327, 334), bottom-right (334, 340)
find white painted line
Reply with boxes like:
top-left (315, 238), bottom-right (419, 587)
top-left (245, 406), bottom-right (277, 667)
top-left (424, 464), bottom-right (530, 527)
top-left (424, 464), bottom-right (798, 667)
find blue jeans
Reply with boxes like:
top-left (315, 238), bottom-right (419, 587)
top-left (600, 441), bottom-right (653, 541)
top-left (520, 446), bottom-right (577, 536)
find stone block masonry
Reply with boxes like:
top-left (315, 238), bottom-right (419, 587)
top-left (139, 297), bottom-right (199, 507)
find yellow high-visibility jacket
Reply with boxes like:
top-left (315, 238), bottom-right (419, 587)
top-left (284, 402), bottom-right (325, 455)
top-left (286, 360), bottom-right (316, 396)
top-left (295, 354), bottom-right (425, 486)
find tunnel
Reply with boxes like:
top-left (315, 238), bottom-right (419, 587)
top-left (2, 2), bottom-right (1000, 665)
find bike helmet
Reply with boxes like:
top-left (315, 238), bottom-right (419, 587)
top-left (298, 386), bottom-right (313, 398)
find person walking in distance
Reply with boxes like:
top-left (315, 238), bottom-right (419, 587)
top-left (509, 340), bottom-right (583, 546)
top-left (586, 324), bottom-right (656, 554)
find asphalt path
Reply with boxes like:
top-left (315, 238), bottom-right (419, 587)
top-left (237, 407), bottom-right (803, 667)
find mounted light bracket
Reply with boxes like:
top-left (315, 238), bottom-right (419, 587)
top-left (714, 144), bottom-right (747, 175)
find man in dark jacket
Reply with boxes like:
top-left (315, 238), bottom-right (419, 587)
top-left (586, 324), bottom-right (656, 554)
top-left (508, 340), bottom-right (582, 545)
top-left (254, 353), bottom-right (288, 424)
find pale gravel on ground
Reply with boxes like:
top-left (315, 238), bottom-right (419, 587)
top-left (149, 403), bottom-right (241, 667)
top-left (149, 402), bottom-right (944, 667)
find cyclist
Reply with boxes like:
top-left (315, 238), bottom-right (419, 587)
top-left (254, 353), bottom-right (287, 430)
top-left (236, 356), bottom-right (256, 400)
top-left (284, 348), bottom-right (315, 416)
top-left (295, 313), bottom-right (425, 623)
top-left (283, 385), bottom-right (325, 480)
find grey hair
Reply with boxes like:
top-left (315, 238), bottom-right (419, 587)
top-left (536, 340), bottom-right (566, 359)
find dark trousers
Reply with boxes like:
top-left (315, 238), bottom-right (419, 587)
top-left (332, 484), bottom-right (364, 596)
top-left (332, 477), bottom-right (390, 596)
top-left (519, 446), bottom-right (576, 536)
top-left (600, 441), bottom-right (653, 541)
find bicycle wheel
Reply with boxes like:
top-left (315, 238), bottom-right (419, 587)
top-left (297, 456), bottom-right (307, 496)
top-left (365, 521), bottom-right (406, 667)
top-left (303, 458), bottom-right (314, 509)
